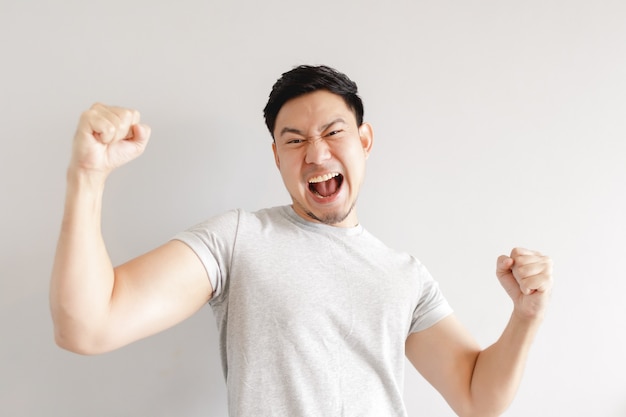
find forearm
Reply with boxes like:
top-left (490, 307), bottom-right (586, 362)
top-left (468, 313), bottom-right (542, 416)
top-left (50, 169), bottom-right (115, 352)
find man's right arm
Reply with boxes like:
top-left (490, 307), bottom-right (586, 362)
top-left (50, 104), bottom-right (213, 355)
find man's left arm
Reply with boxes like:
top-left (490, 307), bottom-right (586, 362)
top-left (405, 248), bottom-right (553, 417)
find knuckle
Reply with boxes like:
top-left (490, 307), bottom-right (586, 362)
top-left (118, 109), bottom-right (136, 126)
top-left (516, 264), bottom-right (530, 277)
top-left (104, 123), bottom-right (116, 134)
top-left (80, 108), bottom-right (97, 122)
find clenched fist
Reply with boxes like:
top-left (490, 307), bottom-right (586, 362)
top-left (496, 248), bottom-right (553, 321)
top-left (70, 103), bottom-right (151, 178)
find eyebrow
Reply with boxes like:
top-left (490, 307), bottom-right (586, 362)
top-left (279, 118), bottom-right (346, 138)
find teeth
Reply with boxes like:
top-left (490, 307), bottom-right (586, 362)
top-left (308, 172), bottom-right (340, 184)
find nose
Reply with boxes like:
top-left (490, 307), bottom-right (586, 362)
top-left (305, 136), bottom-right (331, 165)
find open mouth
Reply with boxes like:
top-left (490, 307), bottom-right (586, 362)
top-left (308, 172), bottom-right (344, 198)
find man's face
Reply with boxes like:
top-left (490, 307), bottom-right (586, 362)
top-left (272, 90), bottom-right (373, 227)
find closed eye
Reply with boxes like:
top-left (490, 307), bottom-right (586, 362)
top-left (324, 129), bottom-right (344, 138)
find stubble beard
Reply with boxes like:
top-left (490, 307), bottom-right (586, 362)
top-left (292, 196), bottom-right (358, 227)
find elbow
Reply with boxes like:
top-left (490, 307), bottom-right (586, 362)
top-left (54, 328), bottom-right (95, 355)
top-left (455, 408), bottom-right (500, 417)
top-left (452, 394), bottom-right (511, 417)
top-left (456, 402), bottom-right (511, 417)
top-left (460, 412), bottom-right (503, 417)
top-left (52, 323), bottom-right (111, 355)
top-left (50, 305), bottom-right (115, 355)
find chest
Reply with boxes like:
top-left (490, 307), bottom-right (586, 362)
top-left (225, 233), bottom-right (420, 343)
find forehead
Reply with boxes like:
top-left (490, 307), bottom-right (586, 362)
top-left (274, 90), bottom-right (357, 134)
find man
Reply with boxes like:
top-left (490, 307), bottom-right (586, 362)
top-left (50, 65), bottom-right (553, 416)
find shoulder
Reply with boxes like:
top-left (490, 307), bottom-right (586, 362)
top-left (183, 208), bottom-right (242, 236)
top-left (360, 229), bottom-right (425, 266)
top-left (182, 206), bottom-right (295, 241)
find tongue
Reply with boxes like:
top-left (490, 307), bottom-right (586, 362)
top-left (312, 177), bottom-right (339, 197)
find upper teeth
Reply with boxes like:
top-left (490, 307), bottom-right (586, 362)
top-left (309, 172), bottom-right (340, 183)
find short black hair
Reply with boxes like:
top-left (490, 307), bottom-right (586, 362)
top-left (263, 65), bottom-right (364, 138)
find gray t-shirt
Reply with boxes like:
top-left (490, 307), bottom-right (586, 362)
top-left (174, 205), bottom-right (453, 417)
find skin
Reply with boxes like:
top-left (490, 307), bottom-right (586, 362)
top-left (50, 103), bottom-right (212, 354)
top-left (271, 90), bottom-right (373, 227)
top-left (406, 249), bottom-right (552, 416)
top-left (50, 96), bottom-right (553, 417)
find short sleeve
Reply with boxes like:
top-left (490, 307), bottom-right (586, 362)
top-left (171, 209), bottom-right (240, 299)
top-left (409, 263), bottom-right (454, 334)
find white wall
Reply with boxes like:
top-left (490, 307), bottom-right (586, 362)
top-left (2, 1), bottom-right (625, 416)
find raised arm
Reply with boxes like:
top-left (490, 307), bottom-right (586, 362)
top-left (50, 104), bottom-right (212, 355)
top-left (406, 248), bottom-right (553, 417)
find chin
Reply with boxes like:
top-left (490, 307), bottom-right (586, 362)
top-left (302, 201), bottom-right (356, 226)
top-left (311, 211), bottom-right (348, 225)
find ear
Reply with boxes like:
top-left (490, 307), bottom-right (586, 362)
top-left (358, 123), bottom-right (374, 159)
top-left (272, 141), bottom-right (280, 169)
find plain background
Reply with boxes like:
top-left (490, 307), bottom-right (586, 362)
top-left (2, 0), bottom-right (625, 416)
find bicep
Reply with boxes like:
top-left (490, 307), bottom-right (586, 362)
top-left (103, 240), bottom-right (213, 351)
top-left (405, 314), bottom-right (481, 415)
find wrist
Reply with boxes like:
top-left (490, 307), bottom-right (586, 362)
top-left (66, 165), bottom-right (108, 190)
top-left (510, 308), bottom-right (544, 334)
